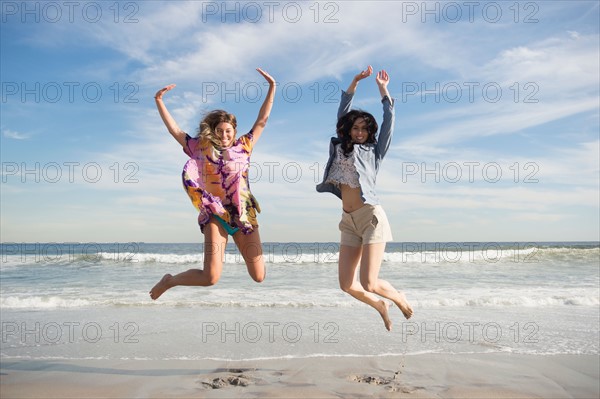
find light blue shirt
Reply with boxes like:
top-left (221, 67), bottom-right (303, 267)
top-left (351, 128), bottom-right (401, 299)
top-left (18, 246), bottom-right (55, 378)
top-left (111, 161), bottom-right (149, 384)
top-left (316, 90), bottom-right (395, 205)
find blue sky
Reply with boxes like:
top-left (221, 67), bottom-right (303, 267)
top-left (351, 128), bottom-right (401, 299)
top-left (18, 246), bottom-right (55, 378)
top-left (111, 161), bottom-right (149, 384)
top-left (1, 0), bottom-right (598, 243)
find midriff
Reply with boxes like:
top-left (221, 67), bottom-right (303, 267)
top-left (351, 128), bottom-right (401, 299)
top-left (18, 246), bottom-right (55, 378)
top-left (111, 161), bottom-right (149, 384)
top-left (340, 184), bottom-right (365, 213)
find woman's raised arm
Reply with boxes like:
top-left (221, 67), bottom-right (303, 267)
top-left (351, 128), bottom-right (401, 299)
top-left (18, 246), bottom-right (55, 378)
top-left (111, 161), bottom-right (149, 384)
top-left (375, 70), bottom-right (395, 160)
top-left (250, 68), bottom-right (276, 143)
top-left (338, 65), bottom-right (373, 120)
top-left (155, 84), bottom-right (187, 148)
top-left (346, 65), bottom-right (373, 95)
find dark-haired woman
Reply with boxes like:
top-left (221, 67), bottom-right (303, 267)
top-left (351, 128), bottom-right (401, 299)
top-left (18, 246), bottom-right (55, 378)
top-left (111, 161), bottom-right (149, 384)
top-left (150, 68), bottom-right (276, 300)
top-left (317, 66), bottom-right (413, 330)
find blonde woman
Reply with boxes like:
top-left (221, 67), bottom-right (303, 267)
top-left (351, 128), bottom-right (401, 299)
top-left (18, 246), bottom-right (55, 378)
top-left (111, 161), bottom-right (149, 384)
top-left (150, 68), bottom-right (276, 299)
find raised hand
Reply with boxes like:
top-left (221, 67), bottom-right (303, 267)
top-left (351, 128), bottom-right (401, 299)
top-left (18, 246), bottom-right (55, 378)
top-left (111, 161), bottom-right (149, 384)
top-left (376, 70), bottom-right (391, 99)
top-left (155, 84), bottom-right (176, 101)
top-left (256, 68), bottom-right (275, 86)
top-left (354, 65), bottom-right (373, 82)
top-left (376, 70), bottom-right (389, 88)
top-left (347, 65), bottom-right (373, 95)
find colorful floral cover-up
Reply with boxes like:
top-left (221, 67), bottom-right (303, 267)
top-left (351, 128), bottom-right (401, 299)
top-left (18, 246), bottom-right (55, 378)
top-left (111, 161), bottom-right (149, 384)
top-left (182, 131), bottom-right (260, 235)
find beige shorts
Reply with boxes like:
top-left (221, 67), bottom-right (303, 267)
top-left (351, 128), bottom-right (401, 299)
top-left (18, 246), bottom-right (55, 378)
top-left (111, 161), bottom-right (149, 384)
top-left (339, 204), bottom-right (393, 247)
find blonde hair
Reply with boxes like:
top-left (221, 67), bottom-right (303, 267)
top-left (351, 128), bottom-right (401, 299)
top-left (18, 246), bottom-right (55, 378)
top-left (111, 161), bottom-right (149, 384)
top-left (197, 110), bottom-right (237, 148)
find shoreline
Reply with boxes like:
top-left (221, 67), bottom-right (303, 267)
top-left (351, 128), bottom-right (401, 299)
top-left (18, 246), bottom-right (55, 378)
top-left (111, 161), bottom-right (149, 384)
top-left (2, 353), bottom-right (598, 398)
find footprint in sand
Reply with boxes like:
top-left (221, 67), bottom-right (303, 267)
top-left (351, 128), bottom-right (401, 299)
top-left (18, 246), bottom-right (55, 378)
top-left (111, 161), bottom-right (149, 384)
top-left (201, 375), bottom-right (251, 389)
top-left (349, 373), bottom-right (425, 394)
top-left (200, 369), bottom-right (258, 389)
top-left (349, 374), bottom-right (392, 385)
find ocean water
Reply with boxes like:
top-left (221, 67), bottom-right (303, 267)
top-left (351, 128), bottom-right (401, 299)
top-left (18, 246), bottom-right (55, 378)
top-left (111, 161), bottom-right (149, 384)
top-left (1, 242), bottom-right (598, 361)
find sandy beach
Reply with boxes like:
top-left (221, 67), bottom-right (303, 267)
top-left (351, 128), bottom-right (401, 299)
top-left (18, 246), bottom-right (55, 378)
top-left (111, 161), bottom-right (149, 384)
top-left (1, 354), bottom-right (598, 398)
top-left (2, 243), bottom-right (599, 398)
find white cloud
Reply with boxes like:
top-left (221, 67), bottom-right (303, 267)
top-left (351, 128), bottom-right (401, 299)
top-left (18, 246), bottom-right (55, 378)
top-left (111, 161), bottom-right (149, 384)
top-left (2, 129), bottom-right (30, 140)
top-left (131, 1), bottom-right (464, 87)
top-left (479, 33), bottom-right (599, 95)
top-left (398, 96), bottom-right (598, 149)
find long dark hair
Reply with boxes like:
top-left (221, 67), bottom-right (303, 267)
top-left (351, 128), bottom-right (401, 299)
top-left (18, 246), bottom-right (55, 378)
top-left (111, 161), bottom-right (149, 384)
top-left (336, 110), bottom-right (378, 156)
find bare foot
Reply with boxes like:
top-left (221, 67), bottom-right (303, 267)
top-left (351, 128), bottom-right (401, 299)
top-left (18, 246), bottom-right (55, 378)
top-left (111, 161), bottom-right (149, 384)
top-left (150, 274), bottom-right (173, 300)
top-left (375, 300), bottom-right (393, 331)
top-left (395, 291), bottom-right (413, 319)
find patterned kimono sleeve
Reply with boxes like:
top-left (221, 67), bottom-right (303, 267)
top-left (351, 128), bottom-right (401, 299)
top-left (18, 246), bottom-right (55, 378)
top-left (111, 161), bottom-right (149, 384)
top-left (237, 130), bottom-right (255, 153)
top-left (183, 134), bottom-right (200, 157)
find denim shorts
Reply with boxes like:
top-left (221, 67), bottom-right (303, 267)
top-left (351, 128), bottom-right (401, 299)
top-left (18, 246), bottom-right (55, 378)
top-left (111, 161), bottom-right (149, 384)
top-left (339, 204), bottom-right (393, 247)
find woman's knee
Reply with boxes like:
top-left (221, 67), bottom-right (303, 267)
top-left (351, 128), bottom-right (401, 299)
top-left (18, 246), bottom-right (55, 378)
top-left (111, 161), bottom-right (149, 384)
top-left (202, 267), bottom-right (221, 286)
top-left (252, 271), bottom-right (265, 283)
top-left (247, 259), bottom-right (265, 283)
top-left (339, 279), bottom-right (353, 293)
top-left (207, 273), bottom-right (220, 286)
top-left (360, 277), bottom-right (377, 293)
top-left (202, 259), bottom-right (223, 286)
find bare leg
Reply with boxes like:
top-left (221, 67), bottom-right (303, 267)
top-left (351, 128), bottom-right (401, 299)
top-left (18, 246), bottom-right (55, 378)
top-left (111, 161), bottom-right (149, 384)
top-left (149, 218), bottom-right (228, 300)
top-left (359, 242), bottom-right (413, 319)
top-left (339, 244), bottom-right (393, 331)
top-left (233, 227), bottom-right (265, 282)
